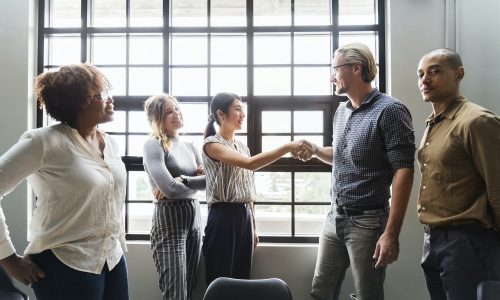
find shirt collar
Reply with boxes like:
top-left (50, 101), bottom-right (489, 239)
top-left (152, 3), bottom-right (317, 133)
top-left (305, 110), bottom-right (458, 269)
top-left (345, 88), bottom-right (380, 111)
top-left (425, 96), bottom-right (467, 125)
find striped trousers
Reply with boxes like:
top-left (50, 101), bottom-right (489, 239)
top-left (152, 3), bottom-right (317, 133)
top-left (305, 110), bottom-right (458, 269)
top-left (150, 199), bottom-right (202, 300)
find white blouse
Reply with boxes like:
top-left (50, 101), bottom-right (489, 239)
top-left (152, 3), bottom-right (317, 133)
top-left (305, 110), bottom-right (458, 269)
top-left (0, 123), bottom-right (127, 274)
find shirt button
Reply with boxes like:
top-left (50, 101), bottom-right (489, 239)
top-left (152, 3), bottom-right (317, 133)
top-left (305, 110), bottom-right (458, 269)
top-left (422, 186), bottom-right (426, 189)
top-left (423, 163), bottom-right (427, 167)
top-left (425, 142), bottom-right (430, 146)
top-left (421, 206), bottom-right (426, 211)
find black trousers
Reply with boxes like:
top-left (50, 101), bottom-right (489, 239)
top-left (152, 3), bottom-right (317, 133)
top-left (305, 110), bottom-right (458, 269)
top-left (203, 202), bottom-right (254, 286)
top-left (421, 223), bottom-right (500, 300)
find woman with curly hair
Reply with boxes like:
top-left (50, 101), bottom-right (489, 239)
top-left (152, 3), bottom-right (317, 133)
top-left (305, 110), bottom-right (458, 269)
top-left (0, 64), bottom-right (129, 300)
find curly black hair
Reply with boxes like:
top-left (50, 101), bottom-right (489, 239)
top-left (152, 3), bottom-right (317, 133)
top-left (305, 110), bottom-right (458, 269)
top-left (35, 64), bottom-right (111, 124)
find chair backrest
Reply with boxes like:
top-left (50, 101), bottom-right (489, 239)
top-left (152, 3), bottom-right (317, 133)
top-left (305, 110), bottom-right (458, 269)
top-left (477, 280), bottom-right (500, 300)
top-left (0, 266), bottom-right (28, 300)
top-left (203, 277), bottom-right (293, 300)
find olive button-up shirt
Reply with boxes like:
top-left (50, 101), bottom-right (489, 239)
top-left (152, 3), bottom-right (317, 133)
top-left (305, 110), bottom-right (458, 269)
top-left (417, 96), bottom-right (500, 230)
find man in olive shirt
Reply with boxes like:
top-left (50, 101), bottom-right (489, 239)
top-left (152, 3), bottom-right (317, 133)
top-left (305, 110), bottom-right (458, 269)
top-left (417, 48), bottom-right (500, 300)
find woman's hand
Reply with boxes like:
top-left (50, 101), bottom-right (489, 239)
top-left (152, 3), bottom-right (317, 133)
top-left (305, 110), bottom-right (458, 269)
top-left (0, 253), bottom-right (45, 285)
top-left (196, 165), bottom-right (205, 176)
top-left (153, 187), bottom-right (165, 200)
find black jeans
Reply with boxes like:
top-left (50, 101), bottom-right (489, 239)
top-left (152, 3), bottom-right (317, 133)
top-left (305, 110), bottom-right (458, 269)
top-left (421, 223), bottom-right (500, 300)
top-left (31, 250), bottom-right (129, 300)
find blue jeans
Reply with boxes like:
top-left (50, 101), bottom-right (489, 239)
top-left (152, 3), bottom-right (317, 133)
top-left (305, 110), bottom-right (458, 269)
top-left (31, 249), bottom-right (129, 300)
top-left (421, 223), bottom-right (500, 300)
top-left (311, 208), bottom-right (388, 300)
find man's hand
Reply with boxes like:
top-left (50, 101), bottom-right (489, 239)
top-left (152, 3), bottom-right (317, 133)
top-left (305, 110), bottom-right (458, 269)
top-left (373, 231), bottom-right (399, 268)
top-left (153, 187), bottom-right (165, 200)
top-left (196, 165), bottom-right (205, 176)
top-left (292, 140), bottom-right (316, 161)
top-left (0, 253), bottom-right (45, 285)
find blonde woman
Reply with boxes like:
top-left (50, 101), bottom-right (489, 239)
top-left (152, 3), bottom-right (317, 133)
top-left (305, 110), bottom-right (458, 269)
top-left (143, 94), bottom-right (205, 300)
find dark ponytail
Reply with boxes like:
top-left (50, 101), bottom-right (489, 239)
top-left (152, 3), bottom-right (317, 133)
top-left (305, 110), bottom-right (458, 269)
top-left (203, 92), bottom-right (241, 139)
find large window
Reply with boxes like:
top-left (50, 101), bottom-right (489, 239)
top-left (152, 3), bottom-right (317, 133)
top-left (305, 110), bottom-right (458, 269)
top-left (37, 0), bottom-right (385, 242)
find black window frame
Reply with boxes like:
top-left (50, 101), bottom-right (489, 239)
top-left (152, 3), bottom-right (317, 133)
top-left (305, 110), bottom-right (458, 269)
top-left (37, 0), bottom-right (386, 243)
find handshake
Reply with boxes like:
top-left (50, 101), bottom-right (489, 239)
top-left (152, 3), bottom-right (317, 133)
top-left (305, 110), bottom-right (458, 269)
top-left (290, 139), bottom-right (318, 162)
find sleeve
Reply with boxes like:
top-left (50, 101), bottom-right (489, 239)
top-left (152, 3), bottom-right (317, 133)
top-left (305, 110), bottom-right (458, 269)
top-left (379, 102), bottom-right (416, 171)
top-left (0, 131), bottom-right (45, 259)
top-left (183, 142), bottom-right (206, 191)
top-left (142, 139), bottom-right (195, 199)
top-left (468, 114), bottom-right (500, 230)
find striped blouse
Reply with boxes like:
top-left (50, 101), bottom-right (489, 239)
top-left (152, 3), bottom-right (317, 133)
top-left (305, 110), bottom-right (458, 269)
top-left (202, 134), bottom-right (255, 205)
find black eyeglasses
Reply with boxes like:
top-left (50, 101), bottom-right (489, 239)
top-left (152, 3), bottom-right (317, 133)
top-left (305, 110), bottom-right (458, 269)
top-left (331, 63), bottom-right (353, 75)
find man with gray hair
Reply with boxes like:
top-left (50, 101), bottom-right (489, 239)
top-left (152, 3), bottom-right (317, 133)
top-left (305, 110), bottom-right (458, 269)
top-left (416, 48), bottom-right (500, 300)
top-left (297, 43), bottom-right (415, 299)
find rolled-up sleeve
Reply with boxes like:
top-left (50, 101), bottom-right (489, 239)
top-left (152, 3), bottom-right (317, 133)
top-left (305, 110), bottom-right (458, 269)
top-left (380, 102), bottom-right (416, 171)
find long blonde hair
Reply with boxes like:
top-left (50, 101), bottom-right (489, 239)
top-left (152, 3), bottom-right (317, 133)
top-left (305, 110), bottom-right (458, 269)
top-left (144, 94), bottom-right (180, 151)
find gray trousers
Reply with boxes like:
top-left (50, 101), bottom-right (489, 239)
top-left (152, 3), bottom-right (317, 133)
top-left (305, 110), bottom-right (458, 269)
top-left (151, 200), bottom-right (202, 300)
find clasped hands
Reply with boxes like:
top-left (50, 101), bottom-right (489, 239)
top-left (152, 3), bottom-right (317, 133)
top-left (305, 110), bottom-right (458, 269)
top-left (291, 139), bottom-right (317, 162)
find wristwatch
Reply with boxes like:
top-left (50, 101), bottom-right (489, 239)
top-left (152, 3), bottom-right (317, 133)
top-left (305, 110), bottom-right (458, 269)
top-left (180, 175), bottom-right (189, 185)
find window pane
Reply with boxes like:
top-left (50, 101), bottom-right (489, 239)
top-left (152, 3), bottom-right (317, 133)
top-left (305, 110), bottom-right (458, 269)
top-left (128, 203), bottom-right (153, 233)
top-left (294, 33), bottom-right (331, 64)
top-left (211, 68), bottom-right (247, 96)
top-left (294, 0), bottom-right (330, 26)
top-left (128, 171), bottom-right (153, 200)
top-left (295, 205), bottom-right (330, 235)
top-left (128, 135), bottom-right (149, 156)
top-left (171, 34), bottom-right (208, 65)
top-left (171, 68), bottom-right (207, 96)
top-left (294, 111), bottom-right (323, 133)
top-left (211, 0), bottom-right (246, 26)
top-left (130, 0), bottom-right (163, 27)
top-left (92, 0), bottom-right (126, 27)
top-left (110, 134), bottom-right (126, 156)
top-left (129, 67), bottom-right (163, 96)
top-left (339, 32), bottom-right (378, 62)
top-left (262, 136), bottom-right (291, 155)
top-left (339, 0), bottom-right (376, 25)
top-left (254, 34), bottom-right (291, 64)
top-left (262, 111), bottom-right (290, 133)
top-left (178, 103), bottom-right (208, 133)
top-left (211, 34), bottom-right (247, 65)
top-left (235, 135), bottom-right (248, 147)
top-left (255, 205), bottom-right (291, 235)
top-left (45, 35), bottom-right (80, 65)
top-left (130, 35), bottom-right (163, 64)
top-left (48, 0), bottom-right (81, 27)
top-left (100, 67), bottom-right (126, 96)
top-left (255, 172), bottom-right (291, 203)
top-left (254, 0), bottom-right (291, 26)
top-left (171, 0), bottom-right (207, 27)
top-left (295, 172), bottom-right (331, 202)
top-left (294, 67), bottom-right (331, 95)
top-left (99, 110), bottom-right (126, 132)
top-left (129, 111), bottom-right (150, 133)
top-left (90, 35), bottom-right (126, 65)
top-left (254, 67), bottom-right (291, 95)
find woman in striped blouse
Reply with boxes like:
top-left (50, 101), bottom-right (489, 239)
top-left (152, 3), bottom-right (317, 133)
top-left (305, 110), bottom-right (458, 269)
top-left (202, 92), bottom-right (301, 285)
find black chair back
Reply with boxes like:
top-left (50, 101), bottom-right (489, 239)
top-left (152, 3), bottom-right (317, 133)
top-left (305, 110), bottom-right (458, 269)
top-left (203, 277), bottom-right (293, 300)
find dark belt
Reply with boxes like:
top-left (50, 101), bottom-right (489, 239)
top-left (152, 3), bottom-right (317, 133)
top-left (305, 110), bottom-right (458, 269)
top-left (335, 204), bottom-right (387, 216)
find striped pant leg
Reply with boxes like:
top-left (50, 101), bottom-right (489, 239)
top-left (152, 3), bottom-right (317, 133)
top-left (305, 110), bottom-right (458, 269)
top-left (185, 201), bottom-right (202, 298)
top-left (151, 201), bottom-right (195, 300)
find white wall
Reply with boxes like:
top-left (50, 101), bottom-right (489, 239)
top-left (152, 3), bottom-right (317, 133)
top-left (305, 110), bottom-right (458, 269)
top-left (1, 0), bottom-right (498, 299)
